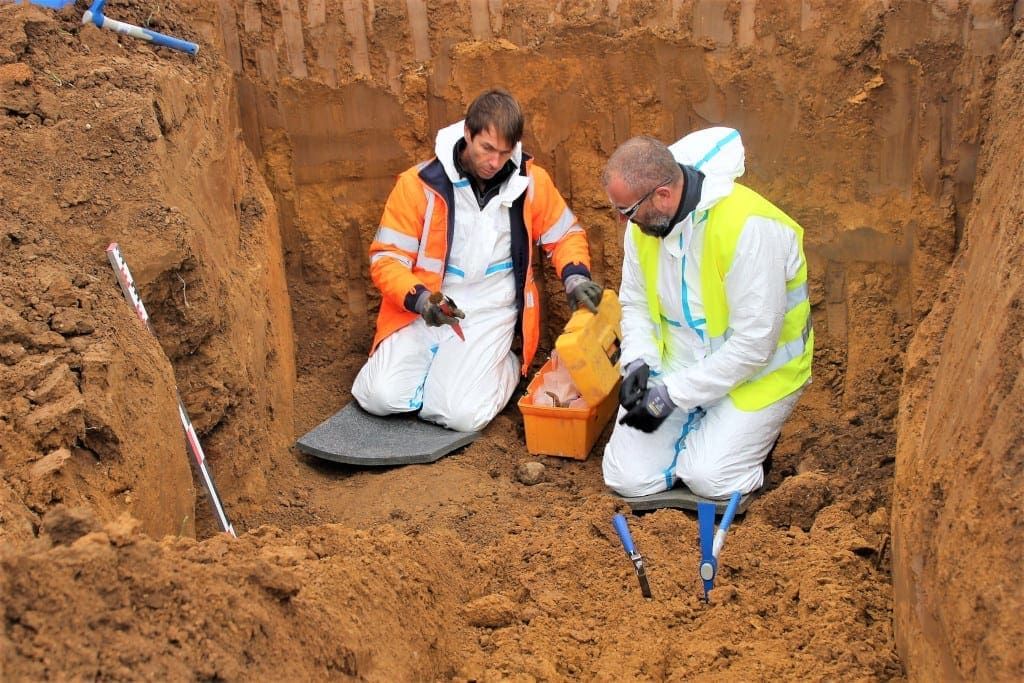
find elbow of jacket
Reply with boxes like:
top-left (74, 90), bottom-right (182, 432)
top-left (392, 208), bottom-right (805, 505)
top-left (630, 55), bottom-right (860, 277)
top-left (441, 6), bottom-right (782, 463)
top-left (733, 342), bottom-right (774, 370)
top-left (730, 330), bottom-right (778, 369)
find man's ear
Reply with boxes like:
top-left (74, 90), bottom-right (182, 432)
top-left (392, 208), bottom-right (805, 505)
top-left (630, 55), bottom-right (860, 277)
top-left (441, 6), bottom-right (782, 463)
top-left (463, 124), bottom-right (472, 143)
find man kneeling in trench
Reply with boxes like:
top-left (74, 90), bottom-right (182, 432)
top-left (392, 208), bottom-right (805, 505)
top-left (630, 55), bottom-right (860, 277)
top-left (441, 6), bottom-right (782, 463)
top-left (352, 89), bottom-right (601, 433)
top-left (600, 128), bottom-right (813, 499)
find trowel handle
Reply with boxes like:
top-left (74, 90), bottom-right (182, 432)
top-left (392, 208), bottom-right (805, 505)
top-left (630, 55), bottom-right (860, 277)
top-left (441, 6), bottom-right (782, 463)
top-left (613, 514), bottom-right (638, 556)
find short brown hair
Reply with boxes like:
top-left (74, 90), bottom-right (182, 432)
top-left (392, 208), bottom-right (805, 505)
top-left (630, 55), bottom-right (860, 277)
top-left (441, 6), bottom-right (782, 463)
top-left (465, 89), bottom-right (524, 146)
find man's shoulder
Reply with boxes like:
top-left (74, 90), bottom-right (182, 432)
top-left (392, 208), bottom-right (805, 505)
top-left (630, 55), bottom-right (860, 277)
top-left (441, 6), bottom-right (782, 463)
top-left (409, 156), bottom-right (441, 175)
top-left (384, 159), bottom-right (443, 207)
top-left (400, 157), bottom-right (446, 188)
top-left (718, 183), bottom-right (788, 216)
top-left (520, 155), bottom-right (553, 183)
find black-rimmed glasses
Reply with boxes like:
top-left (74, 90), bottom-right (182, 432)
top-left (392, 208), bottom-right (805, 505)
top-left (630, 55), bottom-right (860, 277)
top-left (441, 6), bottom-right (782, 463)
top-left (614, 178), bottom-right (673, 221)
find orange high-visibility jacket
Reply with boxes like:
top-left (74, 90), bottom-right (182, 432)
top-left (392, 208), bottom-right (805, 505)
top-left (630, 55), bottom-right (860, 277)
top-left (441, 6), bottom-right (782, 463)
top-left (368, 153), bottom-right (593, 376)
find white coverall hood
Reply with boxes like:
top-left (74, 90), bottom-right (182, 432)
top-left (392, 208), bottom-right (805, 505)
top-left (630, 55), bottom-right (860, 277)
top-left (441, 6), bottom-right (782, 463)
top-left (667, 126), bottom-right (745, 211)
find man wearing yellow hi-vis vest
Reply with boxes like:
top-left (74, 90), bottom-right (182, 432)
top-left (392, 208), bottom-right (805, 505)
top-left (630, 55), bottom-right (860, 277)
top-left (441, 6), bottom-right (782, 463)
top-left (600, 128), bottom-right (812, 499)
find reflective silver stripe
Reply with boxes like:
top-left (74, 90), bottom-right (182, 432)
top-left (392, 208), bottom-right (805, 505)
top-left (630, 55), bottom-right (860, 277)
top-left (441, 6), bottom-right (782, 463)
top-left (374, 226), bottom-right (419, 253)
top-left (417, 256), bottom-right (443, 273)
top-left (537, 208), bottom-right (579, 245)
top-left (414, 190), bottom-right (442, 273)
top-left (422, 190), bottom-right (435, 235)
top-left (749, 316), bottom-right (812, 381)
top-left (787, 281), bottom-right (809, 311)
top-left (709, 281), bottom-right (809, 352)
top-left (370, 251), bottom-right (413, 268)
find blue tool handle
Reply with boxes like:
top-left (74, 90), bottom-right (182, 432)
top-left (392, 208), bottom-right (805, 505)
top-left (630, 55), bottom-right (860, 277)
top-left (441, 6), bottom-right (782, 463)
top-left (28, 0), bottom-right (77, 8)
top-left (135, 24), bottom-right (199, 54)
top-left (612, 513), bottom-right (637, 555)
top-left (711, 491), bottom-right (743, 559)
top-left (82, 0), bottom-right (199, 55)
top-left (697, 502), bottom-right (717, 601)
top-left (719, 491), bottom-right (742, 535)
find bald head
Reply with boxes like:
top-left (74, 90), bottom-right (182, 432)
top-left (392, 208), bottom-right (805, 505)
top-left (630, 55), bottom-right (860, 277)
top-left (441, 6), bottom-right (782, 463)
top-left (601, 135), bottom-right (682, 193)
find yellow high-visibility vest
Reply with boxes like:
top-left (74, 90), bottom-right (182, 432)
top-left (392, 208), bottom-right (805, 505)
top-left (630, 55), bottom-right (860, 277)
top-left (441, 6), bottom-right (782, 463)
top-left (634, 183), bottom-right (813, 410)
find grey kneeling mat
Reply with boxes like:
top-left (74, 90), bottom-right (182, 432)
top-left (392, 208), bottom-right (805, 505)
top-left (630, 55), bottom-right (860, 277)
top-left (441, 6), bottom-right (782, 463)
top-left (296, 402), bottom-right (480, 466)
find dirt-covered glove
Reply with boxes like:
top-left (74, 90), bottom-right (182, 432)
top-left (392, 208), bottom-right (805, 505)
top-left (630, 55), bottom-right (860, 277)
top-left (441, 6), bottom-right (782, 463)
top-left (618, 359), bottom-right (650, 410)
top-left (564, 274), bottom-right (603, 314)
top-left (415, 291), bottom-right (465, 328)
top-left (618, 384), bottom-right (675, 433)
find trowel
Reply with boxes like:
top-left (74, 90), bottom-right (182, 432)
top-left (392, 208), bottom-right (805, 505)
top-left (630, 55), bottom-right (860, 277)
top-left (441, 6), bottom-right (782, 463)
top-left (613, 513), bottom-right (652, 598)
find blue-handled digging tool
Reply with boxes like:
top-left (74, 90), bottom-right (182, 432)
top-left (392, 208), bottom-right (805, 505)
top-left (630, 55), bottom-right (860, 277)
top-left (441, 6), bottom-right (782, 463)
top-left (82, 0), bottom-right (198, 55)
top-left (697, 490), bottom-right (742, 603)
top-left (613, 513), bottom-right (652, 598)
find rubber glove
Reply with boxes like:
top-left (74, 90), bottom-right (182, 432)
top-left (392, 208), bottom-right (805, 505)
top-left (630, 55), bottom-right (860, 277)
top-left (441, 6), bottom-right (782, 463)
top-left (618, 384), bottom-right (675, 433)
top-left (564, 274), bottom-right (603, 313)
top-left (618, 359), bottom-right (650, 410)
top-left (415, 291), bottom-right (465, 328)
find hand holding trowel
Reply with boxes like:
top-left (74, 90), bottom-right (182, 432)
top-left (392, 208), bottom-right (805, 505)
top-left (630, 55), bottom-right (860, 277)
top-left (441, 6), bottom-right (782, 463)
top-left (417, 290), bottom-right (466, 340)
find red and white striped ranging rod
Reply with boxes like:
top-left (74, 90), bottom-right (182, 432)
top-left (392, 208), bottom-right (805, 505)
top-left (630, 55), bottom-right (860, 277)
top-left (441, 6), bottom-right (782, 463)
top-left (106, 243), bottom-right (236, 537)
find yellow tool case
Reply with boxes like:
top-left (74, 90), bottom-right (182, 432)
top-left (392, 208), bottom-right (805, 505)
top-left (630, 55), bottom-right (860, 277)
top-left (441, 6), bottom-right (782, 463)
top-left (518, 290), bottom-right (623, 460)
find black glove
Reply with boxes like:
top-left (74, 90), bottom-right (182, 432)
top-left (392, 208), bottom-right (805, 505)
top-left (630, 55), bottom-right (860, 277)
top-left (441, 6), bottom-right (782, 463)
top-left (564, 274), bottom-right (603, 314)
top-left (619, 359), bottom-right (650, 410)
top-left (416, 291), bottom-right (465, 328)
top-left (618, 384), bottom-right (675, 433)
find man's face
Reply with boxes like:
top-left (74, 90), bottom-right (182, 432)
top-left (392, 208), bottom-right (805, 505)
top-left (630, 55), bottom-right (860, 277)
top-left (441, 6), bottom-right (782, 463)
top-left (631, 205), bottom-right (674, 237)
top-left (462, 124), bottom-right (514, 180)
top-left (606, 175), bottom-right (674, 237)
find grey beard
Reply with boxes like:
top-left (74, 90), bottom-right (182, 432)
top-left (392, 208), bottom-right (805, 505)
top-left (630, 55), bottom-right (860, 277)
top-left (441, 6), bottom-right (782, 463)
top-left (637, 215), bottom-right (674, 238)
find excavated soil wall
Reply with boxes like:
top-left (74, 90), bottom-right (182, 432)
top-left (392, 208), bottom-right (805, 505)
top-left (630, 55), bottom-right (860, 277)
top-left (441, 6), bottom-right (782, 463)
top-left (893, 18), bottom-right (1024, 680)
top-left (0, 0), bottom-right (1021, 680)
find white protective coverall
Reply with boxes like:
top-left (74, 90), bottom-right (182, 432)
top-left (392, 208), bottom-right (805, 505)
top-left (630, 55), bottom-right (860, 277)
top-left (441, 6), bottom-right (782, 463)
top-left (352, 121), bottom-right (525, 432)
top-left (602, 127), bottom-right (808, 499)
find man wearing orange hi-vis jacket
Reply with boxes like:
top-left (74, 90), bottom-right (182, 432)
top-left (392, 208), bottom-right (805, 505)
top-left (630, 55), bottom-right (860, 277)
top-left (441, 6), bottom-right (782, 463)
top-left (353, 89), bottom-right (601, 433)
top-left (601, 129), bottom-right (813, 500)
